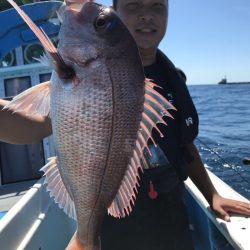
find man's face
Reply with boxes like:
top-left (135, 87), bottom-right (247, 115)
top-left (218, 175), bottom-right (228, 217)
top-left (116, 0), bottom-right (168, 51)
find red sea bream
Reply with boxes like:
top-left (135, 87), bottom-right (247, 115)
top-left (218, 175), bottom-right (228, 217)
top-left (5, 0), bottom-right (175, 249)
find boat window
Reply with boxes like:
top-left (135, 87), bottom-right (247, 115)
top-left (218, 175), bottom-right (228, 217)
top-left (40, 73), bottom-right (51, 83)
top-left (23, 44), bottom-right (44, 65)
top-left (0, 50), bottom-right (16, 68)
top-left (4, 76), bottom-right (31, 97)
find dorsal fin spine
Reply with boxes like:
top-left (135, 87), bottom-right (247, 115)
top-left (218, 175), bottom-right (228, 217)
top-left (143, 112), bottom-right (163, 138)
top-left (133, 150), bottom-right (142, 171)
top-left (144, 103), bottom-right (167, 125)
top-left (145, 84), bottom-right (176, 111)
top-left (145, 93), bottom-right (172, 118)
top-left (138, 131), bottom-right (152, 156)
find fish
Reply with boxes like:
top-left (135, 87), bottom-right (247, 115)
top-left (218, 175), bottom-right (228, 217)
top-left (4, 0), bottom-right (176, 249)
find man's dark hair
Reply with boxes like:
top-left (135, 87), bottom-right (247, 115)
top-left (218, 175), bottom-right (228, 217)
top-left (112, 0), bottom-right (118, 10)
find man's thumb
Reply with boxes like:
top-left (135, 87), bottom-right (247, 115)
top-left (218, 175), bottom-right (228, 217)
top-left (218, 209), bottom-right (231, 222)
top-left (224, 214), bottom-right (231, 222)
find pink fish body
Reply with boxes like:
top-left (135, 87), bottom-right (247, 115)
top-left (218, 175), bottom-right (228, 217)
top-left (50, 3), bottom-right (145, 248)
top-left (5, 1), bottom-right (175, 249)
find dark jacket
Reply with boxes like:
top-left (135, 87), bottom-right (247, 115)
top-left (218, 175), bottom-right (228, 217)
top-left (156, 50), bottom-right (199, 145)
top-left (143, 50), bottom-right (199, 182)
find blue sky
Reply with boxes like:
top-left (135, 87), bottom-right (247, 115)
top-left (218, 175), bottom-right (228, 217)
top-left (99, 0), bottom-right (250, 85)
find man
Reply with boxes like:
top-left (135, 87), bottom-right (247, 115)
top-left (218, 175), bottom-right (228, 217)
top-left (101, 0), bottom-right (250, 250)
top-left (0, 0), bottom-right (249, 249)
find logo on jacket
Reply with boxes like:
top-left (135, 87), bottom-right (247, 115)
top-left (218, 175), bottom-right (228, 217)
top-left (185, 117), bottom-right (193, 126)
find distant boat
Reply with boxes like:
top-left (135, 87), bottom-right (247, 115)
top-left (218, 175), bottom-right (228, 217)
top-left (218, 76), bottom-right (250, 84)
top-left (218, 77), bottom-right (227, 84)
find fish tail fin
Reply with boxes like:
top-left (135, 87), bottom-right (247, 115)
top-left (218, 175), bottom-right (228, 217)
top-left (66, 232), bottom-right (100, 250)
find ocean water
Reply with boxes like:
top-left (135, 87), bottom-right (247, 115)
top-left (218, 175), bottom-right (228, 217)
top-left (188, 84), bottom-right (250, 199)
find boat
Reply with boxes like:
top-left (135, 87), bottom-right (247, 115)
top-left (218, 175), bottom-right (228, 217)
top-left (0, 2), bottom-right (249, 249)
top-left (218, 77), bottom-right (227, 84)
top-left (218, 77), bottom-right (250, 85)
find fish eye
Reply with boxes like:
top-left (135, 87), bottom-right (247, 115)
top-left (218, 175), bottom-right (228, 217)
top-left (95, 15), bottom-right (108, 29)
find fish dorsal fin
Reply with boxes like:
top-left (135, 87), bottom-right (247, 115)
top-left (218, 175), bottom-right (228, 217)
top-left (108, 78), bottom-right (176, 218)
top-left (7, 0), bottom-right (66, 69)
top-left (3, 81), bottom-right (51, 117)
top-left (41, 156), bottom-right (77, 221)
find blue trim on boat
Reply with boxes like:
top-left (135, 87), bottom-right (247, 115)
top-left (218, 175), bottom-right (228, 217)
top-left (0, 211), bottom-right (7, 220)
top-left (0, 1), bottom-right (62, 60)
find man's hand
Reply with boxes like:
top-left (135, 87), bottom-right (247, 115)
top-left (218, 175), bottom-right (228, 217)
top-left (211, 193), bottom-right (250, 222)
top-left (186, 143), bottom-right (250, 222)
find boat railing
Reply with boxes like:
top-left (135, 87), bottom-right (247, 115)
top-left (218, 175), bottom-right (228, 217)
top-left (185, 169), bottom-right (250, 250)
top-left (0, 178), bottom-right (76, 250)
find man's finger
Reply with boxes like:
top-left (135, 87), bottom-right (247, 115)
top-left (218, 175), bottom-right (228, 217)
top-left (215, 207), bottom-right (231, 222)
top-left (227, 206), bottom-right (250, 216)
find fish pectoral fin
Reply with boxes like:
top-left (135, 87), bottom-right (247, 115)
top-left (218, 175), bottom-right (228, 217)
top-left (41, 156), bottom-right (77, 220)
top-left (7, 0), bottom-right (66, 72)
top-left (4, 81), bottom-right (51, 117)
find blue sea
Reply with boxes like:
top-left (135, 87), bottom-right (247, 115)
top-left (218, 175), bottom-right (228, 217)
top-left (188, 84), bottom-right (250, 199)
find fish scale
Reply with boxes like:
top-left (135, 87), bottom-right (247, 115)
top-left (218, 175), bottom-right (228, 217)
top-left (52, 74), bottom-right (113, 190)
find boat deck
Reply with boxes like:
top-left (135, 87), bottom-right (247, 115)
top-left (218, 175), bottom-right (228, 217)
top-left (0, 180), bottom-right (37, 213)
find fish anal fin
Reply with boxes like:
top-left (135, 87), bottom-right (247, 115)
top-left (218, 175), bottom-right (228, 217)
top-left (3, 81), bottom-right (50, 117)
top-left (41, 156), bottom-right (77, 221)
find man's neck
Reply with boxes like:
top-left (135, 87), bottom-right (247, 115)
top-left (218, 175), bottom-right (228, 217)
top-left (139, 48), bottom-right (157, 66)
